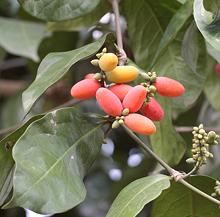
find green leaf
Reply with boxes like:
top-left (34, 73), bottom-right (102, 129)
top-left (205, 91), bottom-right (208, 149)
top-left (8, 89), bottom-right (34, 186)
top-left (204, 57), bottom-right (220, 111)
top-left (0, 145), bottom-right (14, 207)
top-left (194, 0), bottom-right (220, 52)
top-left (47, 0), bottom-right (110, 32)
top-left (151, 176), bottom-right (220, 217)
top-left (121, 0), bottom-right (163, 70)
top-left (0, 17), bottom-right (45, 62)
top-left (152, 0), bottom-right (193, 66)
top-left (22, 33), bottom-right (114, 115)
top-left (19, 0), bottom-right (101, 22)
top-left (106, 175), bottom-right (170, 217)
top-left (150, 98), bottom-right (186, 165)
top-left (153, 22), bottom-right (208, 112)
top-left (122, 0), bottom-right (207, 112)
top-left (0, 114), bottom-right (45, 207)
top-left (3, 108), bottom-right (104, 214)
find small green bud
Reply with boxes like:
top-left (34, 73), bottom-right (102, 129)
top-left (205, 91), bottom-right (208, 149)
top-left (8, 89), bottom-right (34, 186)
top-left (91, 59), bottom-right (99, 66)
top-left (118, 119), bottom-right (124, 125)
top-left (199, 124), bottom-right (204, 129)
top-left (148, 85), bottom-right (157, 93)
top-left (207, 131), bottom-right (217, 144)
top-left (94, 73), bottom-right (102, 80)
top-left (112, 120), bottom-right (120, 129)
top-left (198, 134), bottom-right (203, 139)
top-left (193, 127), bottom-right (199, 131)
top-left (150, 75), bottom-right (157, 82)
top-left (122, 108), bottom-right (129, 116)
top-left (216, 181), bottom-right (220, 185)
top-left (102, 47), bottom-right (107, 53)
top-left (199, 129), bottom-right (206, 135)
top-left (140, 73), bottom-right (150, 80)
top-left (211, 193), bottom-right (217, 197)
top-left (96, 53), bottom-right (103, 59)
top-left (147, 72), bottom-right (152, 76)
top-left (186, 158), bottom-right (196, 164)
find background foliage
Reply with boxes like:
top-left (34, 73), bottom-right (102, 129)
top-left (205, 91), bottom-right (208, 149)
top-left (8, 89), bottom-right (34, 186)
top-left (0, 0), bottom-right (220, 216)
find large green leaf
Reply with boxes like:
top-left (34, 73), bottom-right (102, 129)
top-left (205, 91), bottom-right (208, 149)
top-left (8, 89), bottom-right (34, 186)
top-left (154, 23), bottom-right (208, 112)
top-left (151, 176), bottom-right (220, 217)
top-left (121, 0), bottom-right (164, 70)
top-left (0, 114), bottom-right (45, 207)
top-left (0, 144), bottom-right (14, 207)
top-left (0, 17), bottom-right (45, 62)
top-left (22, 33), bottom-right (114, 114)
top-left (150, 98), bottom-right (186, 165)
top-left (122, 0), bottom-right (208, 111)
top-left (47, 0), bottom-right (110, 32)
top-left (19, 0), bottom-right (101, 21)
top-left (3, 108), bottom-right (104, 214)
top-left (106, 175), bottom-right (170, 217)
top-left (194, 0), bottom-right (220, 52)
top-left (152, 0), bottom-right (193, 66)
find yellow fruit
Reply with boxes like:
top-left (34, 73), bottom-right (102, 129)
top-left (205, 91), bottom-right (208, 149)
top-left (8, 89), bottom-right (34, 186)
top-left (106, 65), bottom-right (139, 83)
top-left (99, 53), bottom-right (118, 71)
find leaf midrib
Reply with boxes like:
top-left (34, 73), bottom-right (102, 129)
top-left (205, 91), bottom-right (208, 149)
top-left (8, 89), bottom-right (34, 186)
top-left (13, 124), bottom-right (102, 202)
top-left (108, 176), bottom-right (169, 217)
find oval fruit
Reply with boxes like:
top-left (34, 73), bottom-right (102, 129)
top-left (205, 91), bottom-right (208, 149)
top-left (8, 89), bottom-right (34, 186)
top-left (122, 85), bottom-right (147, 113)
top-left (109, 84), bottom-right (132, 101)
top-left (84, 73), bottom-right (95, 79)
top-left (99, 53), bottom-right (118, 71)
top-left (141, 98), bottom-right (164, 121)
top-left (106, 65), bottom-right (139, 83)
top-left (124, 113), bottom-right (156, 135)
top-left (154, 77), bottom-right (185, 97)
top-left (96, 88), bottom-right (123, 117)
top-left (215, 64), bottom-right (220, 74)
top-left (71, 79), bottom-right (101, 99)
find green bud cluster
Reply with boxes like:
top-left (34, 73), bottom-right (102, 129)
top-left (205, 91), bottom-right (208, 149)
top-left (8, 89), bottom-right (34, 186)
top-left (211, 180), bottom-right (220, 198)
top-left (96, 47), bottom-right (107, 59)
top-left (91, 48), bottom-right (108, 66)
top-left (111, 108), bottom-right (129, 129)
top-left (186, 124), bottom-right (219, 167)
top-left (140, 72), bottom-right (157, 101)
top-left (140, 71), bottom-right (157, 84)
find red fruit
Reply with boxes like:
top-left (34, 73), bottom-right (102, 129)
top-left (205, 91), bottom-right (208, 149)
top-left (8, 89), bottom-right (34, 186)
top-left (96, 88), bottom-right (123, 117)
top-left (122, 85), bottom-right (147, 113)
top-left (215, 64), bottom-right (220, 74)
top-left (71, 79), bottom-right (101, 99)
top-left (154, 77), bottom-right (185, 97)
top-left (124, 113), bottom-right (156, 135)
top-left (141, 98), bottom-right (164, 121)
top-left (109, 84), bottom-right (132, 101)
top-left (84, 73), bottom-right (95, 79)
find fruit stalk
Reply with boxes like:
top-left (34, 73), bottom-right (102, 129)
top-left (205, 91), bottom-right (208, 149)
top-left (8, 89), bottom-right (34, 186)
top-left (110, 0), bottom-right (127, 65)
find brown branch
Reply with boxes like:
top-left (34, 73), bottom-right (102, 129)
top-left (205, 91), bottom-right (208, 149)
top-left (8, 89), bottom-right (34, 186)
top-left (0, 79), bottom-right (26, 96)
top-left (175, 126), bottom-right (220, 133)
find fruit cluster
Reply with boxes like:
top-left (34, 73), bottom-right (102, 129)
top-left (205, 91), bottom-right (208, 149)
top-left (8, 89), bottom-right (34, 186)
top-left (70, 48), bottom-right (185, 135)
top-left (186, 124), bottom-right (219, 167)
top-left (212, 180), bottom-right (220, 198)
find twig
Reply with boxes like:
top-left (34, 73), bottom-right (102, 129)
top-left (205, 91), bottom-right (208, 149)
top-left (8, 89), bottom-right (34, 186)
top-left (0, 58), bottom-right (27, 71)
top-left (123, 125), bottom-right (220, 206)
top-left (179, 179), bottom-right (220, 206)
top-left (110, 0), bottom-right (127, 65)
top-left (0, 79), bottom-right (26, 96)
top-left (175, 126), bottom-right (220, 133)
top-left (123, 125), bottom-right (174, 174)
top-left (183, 166), bottom-right (198, 179)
